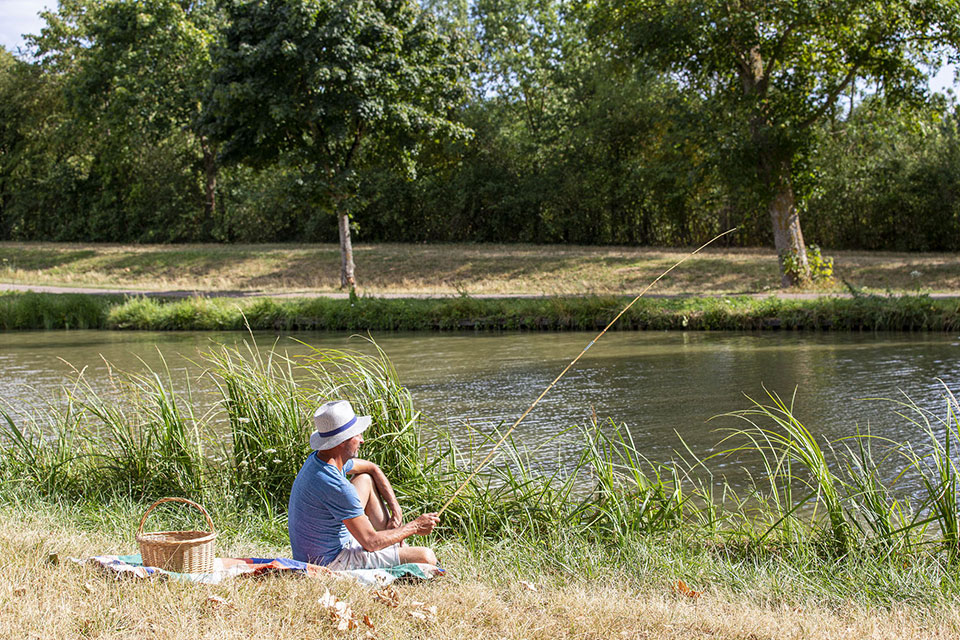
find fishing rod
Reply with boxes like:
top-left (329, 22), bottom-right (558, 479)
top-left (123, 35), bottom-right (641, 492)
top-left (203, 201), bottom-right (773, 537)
top-left (437, 227), bottom-right (738, 516)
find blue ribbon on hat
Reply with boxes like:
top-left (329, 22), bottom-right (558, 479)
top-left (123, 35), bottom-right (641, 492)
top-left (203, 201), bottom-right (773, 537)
top-left (316, 415), bottom-right (357, 438)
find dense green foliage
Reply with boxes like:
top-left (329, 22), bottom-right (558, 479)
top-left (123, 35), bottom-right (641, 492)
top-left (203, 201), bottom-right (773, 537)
top-left (1, 0), bottom-right (959, 252)
top-left (604, 0), bottom-right (960, 282)
top-left (2, 291), bottom-right (960, 332)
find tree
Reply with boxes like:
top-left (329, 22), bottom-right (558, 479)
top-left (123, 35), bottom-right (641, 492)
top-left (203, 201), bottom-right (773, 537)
top-left (604, 0), bottom-right (960, 285)
top-left (0, 44), bottom-right (92, 240)
top-left (203, 0), bottom-right (469, 289)
top-left (43, 0), bottom-right (221, 237)
top-left (20, 0), bottom-right (222, 241)
top-left (806, 98), bottom-right (960, 250)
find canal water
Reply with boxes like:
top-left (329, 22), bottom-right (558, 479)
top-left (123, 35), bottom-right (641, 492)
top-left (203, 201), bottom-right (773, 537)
top-left (2, 330), bottom-right (960, 485)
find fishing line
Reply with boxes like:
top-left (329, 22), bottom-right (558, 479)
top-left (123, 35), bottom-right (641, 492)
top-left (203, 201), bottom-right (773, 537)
top-left (437, 227), bottom-right (738, 516)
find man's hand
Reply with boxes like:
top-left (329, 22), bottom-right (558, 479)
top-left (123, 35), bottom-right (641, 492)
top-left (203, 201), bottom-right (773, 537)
top-left (410, 513), bottom-right (439, 535)
top-left (386, 505), bottom-right (403, 530)
top-left (345, 512), bottom-right (440, 552)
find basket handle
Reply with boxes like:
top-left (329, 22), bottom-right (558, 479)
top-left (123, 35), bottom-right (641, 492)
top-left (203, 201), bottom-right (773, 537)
top-left (137, 497), bottom-right (216, 537)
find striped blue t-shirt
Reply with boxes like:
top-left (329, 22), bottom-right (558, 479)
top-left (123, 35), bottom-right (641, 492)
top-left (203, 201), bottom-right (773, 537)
top-left (288, 453), bottom-right (365, 565)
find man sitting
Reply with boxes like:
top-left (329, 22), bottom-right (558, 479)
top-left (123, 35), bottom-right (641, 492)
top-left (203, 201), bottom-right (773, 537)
top-left (288, 400), bottom-right (439, 569)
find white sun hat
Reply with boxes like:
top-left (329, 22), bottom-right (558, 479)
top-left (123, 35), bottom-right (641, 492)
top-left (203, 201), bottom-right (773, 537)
top-left (309, 400), bottom-right (372, 451)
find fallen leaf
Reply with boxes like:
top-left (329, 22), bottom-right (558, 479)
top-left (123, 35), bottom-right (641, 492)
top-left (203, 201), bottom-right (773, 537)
top-left (206, 595), bottom-right (235, 610)
top-left (407, 602), bottom-right (437, 623)
top-left (319, 588), bottom-right (361, 630)
top-left (363, 614), bottom-right (375, 629)
top-left (671, 579), bottom-right (703, 599)
top-left (519, 580), bottom-right (538, 592)
top-left (13, 588), bottom-right (25, 597)
top-left (319, 589), bottom-right (338, 608)
top-left (337, 613), bottom-right (357, 631)
top-left (372, 587), bottom-right (400, 608)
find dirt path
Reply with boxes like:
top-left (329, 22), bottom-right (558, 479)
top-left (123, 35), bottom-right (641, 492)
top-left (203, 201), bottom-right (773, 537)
top-left (3, 281), bottom-right (957, 300)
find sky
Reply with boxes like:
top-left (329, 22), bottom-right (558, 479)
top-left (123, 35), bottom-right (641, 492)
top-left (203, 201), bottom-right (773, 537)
top-left (1, 0), bottom-right (49, 56)
top-left (1, 0), bottom-right (957, 94)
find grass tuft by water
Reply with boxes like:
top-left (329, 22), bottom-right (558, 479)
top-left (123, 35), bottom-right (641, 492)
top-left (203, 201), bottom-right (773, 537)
top-left (2, 291), bottom-right (960, 332)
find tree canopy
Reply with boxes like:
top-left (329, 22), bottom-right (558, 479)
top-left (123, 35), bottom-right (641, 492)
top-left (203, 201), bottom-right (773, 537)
top-left (203, 0), bottom-right (470, 288)
top-left (604, 0), bottom-right (960, 283)
top-left (1, 0), bottom-right (959, 286)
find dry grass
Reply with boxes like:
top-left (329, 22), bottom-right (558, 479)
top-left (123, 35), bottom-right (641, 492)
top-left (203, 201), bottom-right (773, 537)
top-left (3, 509), bottom-right (960, 640)
top-left (1, 242), bottom-right (958, 295)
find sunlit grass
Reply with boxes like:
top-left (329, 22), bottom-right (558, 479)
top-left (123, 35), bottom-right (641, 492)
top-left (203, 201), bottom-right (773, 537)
top-left (2, 290), bottom-right (959, 331)
top-left (6, 501), bottom-right (960, 639)
top-left (2, 242), bottom-right (960, 295)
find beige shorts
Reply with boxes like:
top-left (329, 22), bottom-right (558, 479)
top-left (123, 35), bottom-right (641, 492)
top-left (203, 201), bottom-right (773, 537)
top-left (327, 536), bottom-right (401, 570)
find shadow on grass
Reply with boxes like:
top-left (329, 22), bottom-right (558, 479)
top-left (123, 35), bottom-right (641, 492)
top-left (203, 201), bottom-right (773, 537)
top-left (0, 248), bottom-right (98, 270)
top-left (92, 251), bottom-right (252, 280)
top-left (243, 249), bottom-right (342, 289)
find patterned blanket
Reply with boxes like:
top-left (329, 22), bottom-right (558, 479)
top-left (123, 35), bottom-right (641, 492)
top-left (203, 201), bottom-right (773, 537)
top-left (75, 554), bottom-right (441, 586)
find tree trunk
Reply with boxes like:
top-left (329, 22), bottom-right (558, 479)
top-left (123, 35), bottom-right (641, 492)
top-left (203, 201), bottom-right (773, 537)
top-left (739, 46), bottom-right (811, 287)
top-left (199, 137), bottom-right (217, 240)
top-left (338, 211), bottom-right (356, 290)
top-left (767, 166), bottom-right (809, 287)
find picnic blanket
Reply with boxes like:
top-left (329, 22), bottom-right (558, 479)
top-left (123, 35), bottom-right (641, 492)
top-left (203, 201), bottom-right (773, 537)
top-left (75, 554), bottom-right (441, 587)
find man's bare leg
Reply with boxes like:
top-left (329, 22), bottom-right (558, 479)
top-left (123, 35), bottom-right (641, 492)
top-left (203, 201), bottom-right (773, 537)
top-left (399, 546), bottom-right (438, 565)
top-left (351, 472), bottom-right (391, 530)
top-left (351, 473), bottom-right (439, 565)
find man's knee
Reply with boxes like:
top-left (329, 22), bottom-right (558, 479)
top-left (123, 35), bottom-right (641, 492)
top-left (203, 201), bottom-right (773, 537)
top-left (398, 546), bottom-right (438, 566)
top-left (351, 472), bottom-right (374, 493)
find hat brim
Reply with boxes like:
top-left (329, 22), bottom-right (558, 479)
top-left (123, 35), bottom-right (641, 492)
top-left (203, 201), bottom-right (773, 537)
top-left (309, 416), bottom-right (371, 451)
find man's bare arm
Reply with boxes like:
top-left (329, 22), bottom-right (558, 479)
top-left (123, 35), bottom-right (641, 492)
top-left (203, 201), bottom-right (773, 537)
top-left (343, 512), bottom-right (439, 552)
top-left (348, 458), bottom-right (403, 528)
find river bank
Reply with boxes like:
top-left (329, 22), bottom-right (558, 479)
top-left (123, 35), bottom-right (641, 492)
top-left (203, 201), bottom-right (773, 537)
top-left (4, 337), bottom-right (960, 638)
top-left (2, 290), bottom-right (959, 332)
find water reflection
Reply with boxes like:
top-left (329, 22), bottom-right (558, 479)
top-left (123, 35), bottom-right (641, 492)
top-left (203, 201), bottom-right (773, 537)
top-left (2, 329), bottom-right (959, 490)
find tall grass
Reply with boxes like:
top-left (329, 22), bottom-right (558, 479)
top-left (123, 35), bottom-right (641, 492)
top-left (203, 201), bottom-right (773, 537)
top-left (896, 385), bottom-right (960, 559)
top-left (719, 389), bottom-right (853, 552)
top-left (0, 292), bottom-right (114, 329)
top-left (4, 336), bottom-right (960, 575)
top-left (202, 339), bottom-right (308, 507)
top-left (3, 291), bottom-right (960, 332)
top-left (295, 338), bottom-right (425, 485)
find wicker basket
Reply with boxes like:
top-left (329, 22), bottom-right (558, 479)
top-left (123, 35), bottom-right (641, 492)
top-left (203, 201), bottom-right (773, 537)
top-left (136, 497), bottom-right (217, 573)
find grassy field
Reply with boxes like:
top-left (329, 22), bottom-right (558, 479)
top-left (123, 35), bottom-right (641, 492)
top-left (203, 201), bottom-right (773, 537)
top-left (5, 501), bottom-right (960, 640)
top-left (2, 242), bottom-right (958, 295)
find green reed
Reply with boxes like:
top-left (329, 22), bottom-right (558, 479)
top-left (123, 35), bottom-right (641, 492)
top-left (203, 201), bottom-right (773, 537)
top-left (894, 385), bottom-right (960, 559)
top-left (295, 338), bottom-right (424, 485)
top-left (0, 357), bottom-right (206, 499)
top-left (202, 337), bottom-right (310, 507)
top-left (0, 397), bottom-right (89, 497)
top-left (5, 291), bottom-right (960, 332)
top-left (717, 388), bottom-right (853, 552)
top-left (838, 431), bottom-right (916, 554)
top-left (5, 336), bottom-right (960, 571)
